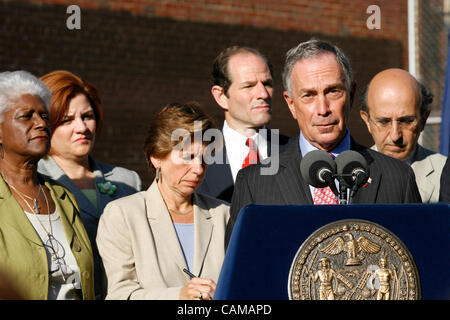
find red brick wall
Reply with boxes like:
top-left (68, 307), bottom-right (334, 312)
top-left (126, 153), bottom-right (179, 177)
top-left (2, 0), bottom-right (408, 187)
top-left (29, 0), bottom-right (409, 65)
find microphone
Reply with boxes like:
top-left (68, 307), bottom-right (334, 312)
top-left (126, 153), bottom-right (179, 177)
top-left (335, 150), bottom-right (369, 198)
top-left (300, 150), bottom-right (338, 196)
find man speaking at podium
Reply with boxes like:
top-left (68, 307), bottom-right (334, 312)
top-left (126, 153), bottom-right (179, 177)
top-left (226, 39), bottom-right (422, 247)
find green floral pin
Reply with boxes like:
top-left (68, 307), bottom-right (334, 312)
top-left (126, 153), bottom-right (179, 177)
top-left (97, 181), bottom-right (117, 196)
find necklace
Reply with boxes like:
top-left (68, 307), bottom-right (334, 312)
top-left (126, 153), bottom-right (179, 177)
top-left (168, 207), bottom-right (193, 216)
top-left (4, 178), bottom-right (69, 281)
top-left (7, 182), bottom-right (42, 214)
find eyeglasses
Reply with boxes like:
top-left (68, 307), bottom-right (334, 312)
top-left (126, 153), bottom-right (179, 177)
top-left (46, 235), bottom-right (71, 281)
top-left (368, 116), bottom-right (418, 131)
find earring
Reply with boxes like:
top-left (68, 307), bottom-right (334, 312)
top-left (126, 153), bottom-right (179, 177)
top-left (155, 168), bottom-right (160, 182)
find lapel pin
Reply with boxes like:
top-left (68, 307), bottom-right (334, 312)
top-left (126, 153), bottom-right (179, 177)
top-left (97, 181), bottom-right (117, 196)
top-left (363, 177), bottom-right (372, 188)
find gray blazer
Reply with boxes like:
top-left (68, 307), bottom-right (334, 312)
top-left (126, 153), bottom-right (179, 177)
top-left (38, 155), bottom-right (142, 298)
top-left (371, 144), bottom-right (447, 203)
top-left (96, 180), bottom-right (230, 300)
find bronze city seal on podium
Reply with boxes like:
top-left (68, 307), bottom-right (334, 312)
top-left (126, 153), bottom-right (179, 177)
top-left (288, 219), bottom-right (421, 300)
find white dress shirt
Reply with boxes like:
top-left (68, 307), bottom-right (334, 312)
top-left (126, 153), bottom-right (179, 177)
top-left (222, 120), bottom-right (268, 182)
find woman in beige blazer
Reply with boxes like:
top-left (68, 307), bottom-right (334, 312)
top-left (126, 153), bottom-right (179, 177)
top-left (97, 102), bottom-right (229, 300)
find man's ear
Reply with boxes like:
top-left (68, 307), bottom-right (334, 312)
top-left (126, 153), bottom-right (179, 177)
top-left (211, 85), bottom-right (229, 112)
top-left (419, 108), bottom-right (431, 132)
top-left (360, 110), bottom-right (372, 135)
top-left (283, 91), bottom-right (297, 120)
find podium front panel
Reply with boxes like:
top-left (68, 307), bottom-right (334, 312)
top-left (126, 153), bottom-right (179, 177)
top-left (215, 203), bottom-right (450, 300)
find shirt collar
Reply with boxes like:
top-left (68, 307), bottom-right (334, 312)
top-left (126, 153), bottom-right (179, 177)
top-left (299, 129), bottom-right (351, 158)
top-left (223, 120), bottom-right (250, 144)
top-left (222, 120), bottom-right (267, 144)
top-left (222, 120), bottom-right (269, 182)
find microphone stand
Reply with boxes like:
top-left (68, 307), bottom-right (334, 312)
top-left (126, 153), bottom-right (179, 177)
top-left (338, 176), bottom-right (348, 205)
top-left (329, 174), bottom-right (346, 205)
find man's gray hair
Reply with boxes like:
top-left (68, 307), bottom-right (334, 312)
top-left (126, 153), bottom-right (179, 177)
top-left (360, 79), bottom-right (433, 116)
top-left (282, 39), bottom-right (353, 96)
top-left (0, 70), bottom-right (51, 123)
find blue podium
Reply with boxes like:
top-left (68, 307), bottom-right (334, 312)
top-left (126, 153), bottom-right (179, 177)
top-left (215, 203), bottom-right (450, 300)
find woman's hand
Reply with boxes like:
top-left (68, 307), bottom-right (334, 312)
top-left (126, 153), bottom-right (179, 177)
top-left (179, 277), bottom-right (216, 300)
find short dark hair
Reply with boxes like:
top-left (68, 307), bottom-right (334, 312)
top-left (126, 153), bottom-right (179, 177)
top-left (360, 79), bottom-right (433, 116)
top-left (212, 46), bottom-right (273, 96)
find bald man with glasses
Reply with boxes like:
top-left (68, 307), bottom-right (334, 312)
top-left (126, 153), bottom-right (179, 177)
top-left (360, 68), bottom-right (447, 203)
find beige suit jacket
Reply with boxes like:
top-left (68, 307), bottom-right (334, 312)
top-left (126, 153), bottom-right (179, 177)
top-left (410, 145), bottom-right (447, 203)
top-left (371, 144), bottom-right (447, 203)
top-left (96, 180), bottom-right (230, 300)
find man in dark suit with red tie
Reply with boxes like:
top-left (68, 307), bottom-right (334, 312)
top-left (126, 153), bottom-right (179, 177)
top-left (197, 46), bottom-right (292, 203)
top-left (226, 39), bottom-right (422, 246)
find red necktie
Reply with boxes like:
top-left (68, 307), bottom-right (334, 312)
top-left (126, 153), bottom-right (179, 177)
top-left (313, 153), bottom-right (338, 204)
top-left (242, 138), bottom-right (260, 169)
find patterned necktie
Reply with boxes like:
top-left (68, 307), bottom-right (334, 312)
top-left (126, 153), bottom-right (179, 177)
top-left (242, 138), bottom-right (260, 168)
top-left (313, 186), bottom-right (339, 204)
top-left (313, 152), bottom-right (338, 204)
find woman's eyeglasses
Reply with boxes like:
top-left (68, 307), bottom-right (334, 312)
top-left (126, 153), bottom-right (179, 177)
top-left (45, 235), bottom-right (71, 282)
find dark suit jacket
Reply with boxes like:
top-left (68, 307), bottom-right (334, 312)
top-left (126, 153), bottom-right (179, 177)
top-left (226, 137), bottom-right (422, 246)
top-left (439, 157), bottom-right (450, 203)
top-left (197, 129), bottom-right (293, 203)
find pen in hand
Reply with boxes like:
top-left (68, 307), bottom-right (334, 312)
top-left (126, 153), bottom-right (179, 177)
top-left (183, 268), bottom-right (214, 300)
top-left (183, 268), bottom-right (197, 279)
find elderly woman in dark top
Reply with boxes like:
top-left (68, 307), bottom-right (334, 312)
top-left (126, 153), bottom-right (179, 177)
top-left (0, 70), bottom-right (94, 300)
top-left (38, 70), bottom-right (142, 299)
